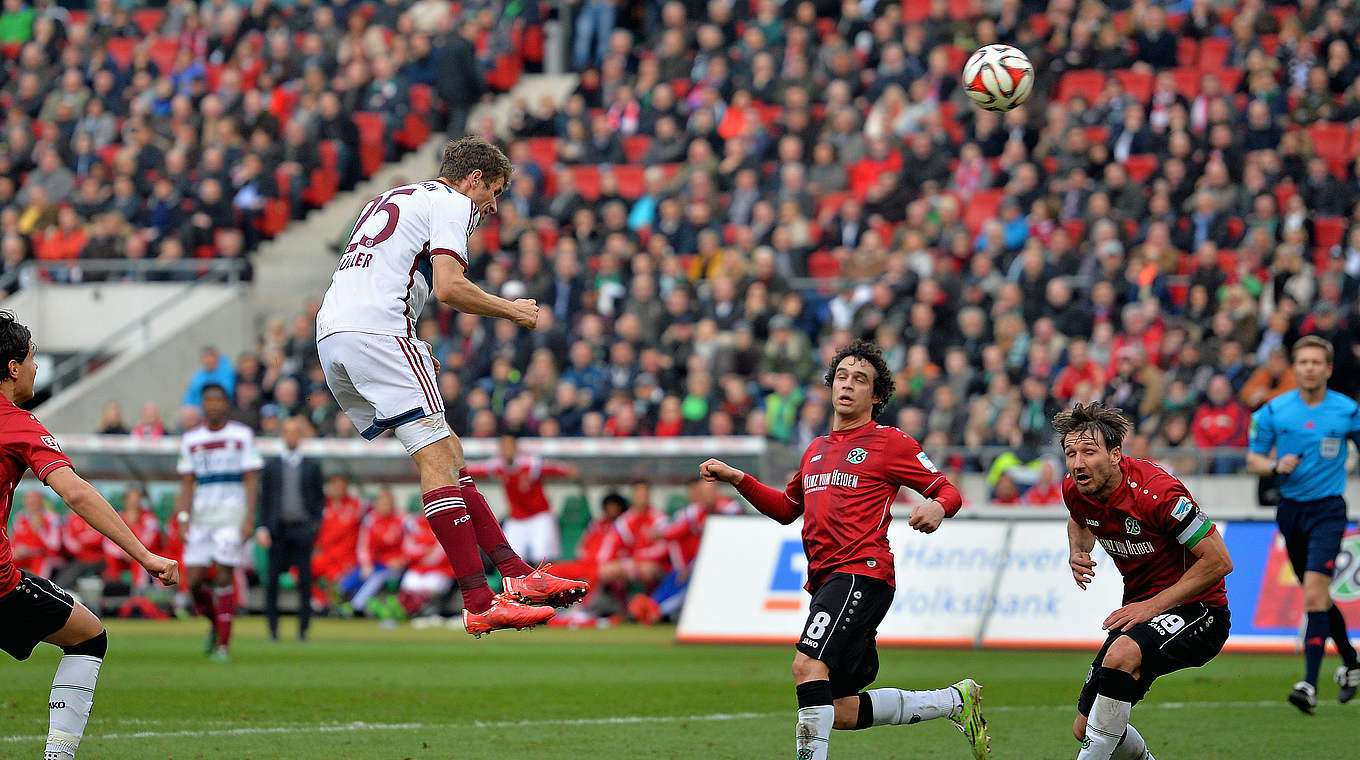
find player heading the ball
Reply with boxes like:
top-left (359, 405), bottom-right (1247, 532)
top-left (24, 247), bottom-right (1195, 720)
top-left (316, 137), bottom-right (587, 636)
top-left (702, 339), bottom-right (990, 760)
top-left (1057, 402), bottom-right (1233, 760)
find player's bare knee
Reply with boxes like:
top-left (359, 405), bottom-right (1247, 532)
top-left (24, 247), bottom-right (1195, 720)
top-left (791, 653), bottom-right (827, 682)
top-left (1101, 636), bottom-right (1143, 674)
top-left (1073, 714), bottom-right (1087, 740)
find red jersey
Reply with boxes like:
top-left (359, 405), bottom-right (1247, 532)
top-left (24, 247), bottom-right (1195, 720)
top-left (403, 517), bottom-right (452, 573)
top-left (103, 510), bottom-right (161, 559)
top-left (62, 513), bottom-right (104, 562)
top-left (738, 421), bottom-right (962, 590)
top-left (0, 399), bottom-right (74, 595)
top-left (661, 497), bottom-right (742, 569)
top-left (468, 456), bottom-right (570, 519)
top-left (1061, 457), bottom-right (1227, 607)
top-left (598, 507), bottom-right (668, 564)
top-left (315, 495), bottom-right (363, 564)
top-left (11, 506), bottom-right (61, 574)
top-left (357, 512), bottom-right (407, 567)
top-left (1191, 401), bottom-right (1250, 448)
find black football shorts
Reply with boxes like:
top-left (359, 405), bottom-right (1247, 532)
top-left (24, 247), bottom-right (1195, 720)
top-left (0, 570), bottom-right (77, 660)
top-left (796, 572), bottom-right (896, 698)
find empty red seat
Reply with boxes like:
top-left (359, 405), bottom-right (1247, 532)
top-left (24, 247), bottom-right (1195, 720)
top-left (1198, 38), bottom-right (1231, 70)
top-left (964, 189), bottom-right (1005, 235)
top-left (1176, 37), bottom-right (1199, 67)
top-left (1057, 70), bottom-right (1106, 104)
top-left (409, 84), bottom-right (433, 115)
top-left (1113, 70), bottom-right (1153, 102)
top-left (149, 38), bottom-right (179, 73)
top-left (1172, 67), bottom-right (1201, 99)
top-left (806, 250), bottom-right (841, 279)
top-left (569, 165), bottom-right (601, 201)
top-left (623, 135), bottom-right (651, 164)
top-left (1123, 154), bottom-right (1158, 183)
top-left (613, 165), bottom-right (645, 199)
top-left (132, 8), bottom-right (164, 36)
top-left (1308, 123), bottom-right (1353, 163)
top-left (1315, 217), bottom-right (1347, 250)
top-left (526, 137), bottom-right (558, 170)
top-left (106, 38), bottom-right (135, 68)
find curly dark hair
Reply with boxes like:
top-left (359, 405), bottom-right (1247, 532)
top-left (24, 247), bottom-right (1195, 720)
top-left (0, 310), bottom-right (31, 382)
top-left (438, 136), bottom-right (513, 190)
top-left (1052, 402), bottom-right (1132, 451)
top-left (823, 339), bottom-right (895, 418)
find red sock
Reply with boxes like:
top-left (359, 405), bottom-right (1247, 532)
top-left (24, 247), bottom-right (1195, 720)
top-left (213, 587), bottom-right (234, 649)
top-left (459, 469), bottom-right (535, 578)
top-left (192, 584), bottom-right (213, 617)
top-left (423, 486), bottom-right (495, 613)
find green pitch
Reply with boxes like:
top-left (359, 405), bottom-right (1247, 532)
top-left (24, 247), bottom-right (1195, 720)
top-left (0, 619), bottom-right (1348, 759)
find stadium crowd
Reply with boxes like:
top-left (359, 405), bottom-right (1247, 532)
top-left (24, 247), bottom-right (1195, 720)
top-left (0, 0), bottom-right (535, 289)
top-left (134, 0), bottom-right (1358, 500)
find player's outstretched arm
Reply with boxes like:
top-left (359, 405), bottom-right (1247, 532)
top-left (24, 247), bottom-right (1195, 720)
top-left (46, 467), bottom-right (179, 586)
top-left (700, 458), bottom-right (801, 524)
top-left (432, 255), bottom-right (539, 328)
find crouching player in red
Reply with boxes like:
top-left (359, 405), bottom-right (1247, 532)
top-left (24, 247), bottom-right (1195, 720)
top-left (1056, 402), bottom-right (1233, 760)
top-left (701, 340), bottom-right (989, 760)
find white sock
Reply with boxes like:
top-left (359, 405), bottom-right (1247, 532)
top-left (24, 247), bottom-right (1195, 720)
top-left (1077, 694), bottom-right (1132, 760)
top-left (795, 705), bottom-right (833, 760)
top-left (45, 654), bottom-right (102, 759)
top-left (864, 687), bottom-right (962, 725)
top-left (1113, 724), bottom-right (1154, 760)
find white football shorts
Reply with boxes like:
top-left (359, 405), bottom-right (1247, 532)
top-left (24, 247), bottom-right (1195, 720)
top-left (183, 524), bottom-right (245, 568)
top-left (318, 331), bottom-right (451, 455)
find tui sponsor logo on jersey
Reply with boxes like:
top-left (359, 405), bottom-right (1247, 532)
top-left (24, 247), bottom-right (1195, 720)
top-left (803, 470), bottom-right (860, 492)
top-left (1098, 536), bottom-right (1155, 558)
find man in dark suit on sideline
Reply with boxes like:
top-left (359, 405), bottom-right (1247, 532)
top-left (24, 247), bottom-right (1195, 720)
top-left (256, 417), bottom-right (325, 641)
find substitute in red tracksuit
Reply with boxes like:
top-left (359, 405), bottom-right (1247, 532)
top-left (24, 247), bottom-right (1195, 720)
top-left (10, 490), bottom-right (61, 577)
top-left (397, 517), bottom-right (454, 615)
top-left (343, 490), bottom-right (409, 612)
top-left (466, 435), bottom-right (577, 563)
top-left (103, 489), bottom-right (162, 588)
top-left (597, 481), bottom-right (670, 592)
top-left (661, 479), bottom-right (742, 575)
top-left (1191, 375), bottom-right (1250, 474)
top-left (54, 510), bottom-right (105, 588)
top-left (545, 493), bottom-right (629, 590)
top-left (312, 475), bottom-right (364, 606)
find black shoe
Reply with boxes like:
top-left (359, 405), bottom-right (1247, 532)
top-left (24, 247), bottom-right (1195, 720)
top-left (1288, 681), bottom-right (1316, 714)
top-left (1335, 665), bottom-right (1360, 704)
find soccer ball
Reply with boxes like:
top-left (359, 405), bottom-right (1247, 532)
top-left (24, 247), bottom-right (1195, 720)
top-left (962, 44), bottom-right (1034, 112)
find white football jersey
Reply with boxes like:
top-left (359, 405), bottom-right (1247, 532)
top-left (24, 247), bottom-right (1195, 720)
top-left (316, 180), bottom-right (477, 341)
top-left (177, 421), bottom-right (264, 528)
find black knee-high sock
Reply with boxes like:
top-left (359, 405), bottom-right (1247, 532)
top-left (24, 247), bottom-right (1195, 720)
top-left (1330, 605), bottom-right (1359, 668)
top-left (1304, 610), bottom-right (1329, 687)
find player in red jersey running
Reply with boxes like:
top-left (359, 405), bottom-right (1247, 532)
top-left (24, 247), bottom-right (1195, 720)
top-left (0, 311), bottom-right (178, 760)
top-left (701, 340), bottom-right (989, 760)
top-left (1056, 402), bottom-right (1234, 760)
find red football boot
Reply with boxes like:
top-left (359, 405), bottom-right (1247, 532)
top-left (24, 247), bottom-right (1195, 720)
top-left (462, 595), bottom-right (556, 637)
top-left (502, 563), bottom-right (591, 608)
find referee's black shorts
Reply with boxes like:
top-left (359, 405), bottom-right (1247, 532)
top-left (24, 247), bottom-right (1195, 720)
top-left (795, 573), bottom-right (895, 698)
top-left (0, 570), bottom-right (77, 660)
top-left (1276, 495), bottom-right (1348, 577)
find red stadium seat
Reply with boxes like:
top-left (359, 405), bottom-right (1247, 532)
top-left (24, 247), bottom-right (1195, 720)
top-left (1029, 14), bottom-right (1050, 39)
top-left (395, 112), bottom-right (430, 149)
top-left (319, 140), bottom-right (339, 171)
top-left (569, 165), bottom-right (601, 201)
top-left (302, 167), bottom-right (337, 207)
top-left (1123, 154), bottom-right (1158, 183)
top-left (816, 191), bottom-right (852, 219)
top-left (1259, 34), bottom-right (1280, 55)
top-left (1273, 182), bottom-right (1296, 211)
top-left (1176, 37), bottom-right (1198, 67)
top-left (943, 45), bottom-right (968, 78)
top-left (526, 137), bottom-right (558, 170)
top-left (1172, 67), bottom-right (1201, 99)
top-left (409, 84), bottom-right (434, 116)
top-left (947, 0), bottom-right (974, 20)
top-left (1113, 70), bottom-right (1153, 103)
top-left (1056, 70), bottom-right (1106, 105)
top-left (623, 135), bottom-right (651, 164)
top-left (806, 250), bottom-right (841, 279)
top-left (1308, 123), bottom-right (1353, 164)
top-left (149, 38), bottom-right (179, 73)
top-left (901, 0), bottom-right (930, 23)
top-left (1083, 126), bottom-right (1109, 146)
top-left (204, 63), bottom-right (223, 91)
top-left (613, 165), bottom-right (645, 200)
top-left (1062, 218), bottom-right (1086, 242)
top-left (270, 88), bottom-right (300, 130)
top-left (106, 38), bottom-right (135, 68)
top-left (258, 199), bottom-right (291, 238)
top-left (1198, 38), bottom-right (1231, 71)
top-left (132, 8), bottom-right (164, 36)
top-left (523, 25), bottom-right (545, 64)
top-left (1216, 67), bottom-right (1243, 94)
top-left (1315, 217), bottom-right (1347, 250)
top-left (964, 189), bottom-right (1005, 235)
top-left (352, 112), bottom-right (386, 177)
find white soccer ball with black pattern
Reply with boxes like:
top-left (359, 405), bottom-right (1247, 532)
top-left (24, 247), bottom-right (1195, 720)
top-left (962, 44), bottom-right (1034, 112)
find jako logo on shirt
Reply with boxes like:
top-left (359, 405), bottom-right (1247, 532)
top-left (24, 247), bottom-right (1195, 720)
top-left (1125, 517), bottom-right (1141, 535)
top-left (846, 448), bottom-right (867, 464)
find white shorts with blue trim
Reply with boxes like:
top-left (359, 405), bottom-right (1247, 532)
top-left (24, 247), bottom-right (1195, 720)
top-left (318, 331), bottom-right (451, 455)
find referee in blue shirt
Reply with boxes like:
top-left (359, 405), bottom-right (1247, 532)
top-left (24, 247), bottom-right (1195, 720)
top-left (1248, 336), bottom-right (1360, 713)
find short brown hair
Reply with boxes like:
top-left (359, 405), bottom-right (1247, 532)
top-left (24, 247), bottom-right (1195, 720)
top-left (1293, 335), bottom-right (1334, 364)
top-left (439, 137), bottom-right (512, 189)
top-left (1052, 402), bottom-right (1132, 451)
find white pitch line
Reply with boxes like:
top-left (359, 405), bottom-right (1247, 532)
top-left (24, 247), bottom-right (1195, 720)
top-left (0, 701), bottom-right (1294, 744)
